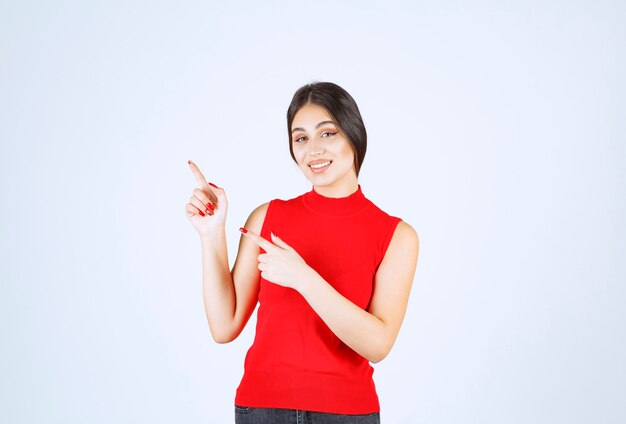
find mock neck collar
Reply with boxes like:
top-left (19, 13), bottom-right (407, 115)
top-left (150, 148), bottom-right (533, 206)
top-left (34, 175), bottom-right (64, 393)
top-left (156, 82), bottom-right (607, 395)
top-left (302, 184), bottom-right (370, 216)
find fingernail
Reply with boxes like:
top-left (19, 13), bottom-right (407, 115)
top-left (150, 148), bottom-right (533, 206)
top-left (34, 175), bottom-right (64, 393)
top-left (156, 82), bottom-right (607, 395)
top-left (188, 160), bottom-right (191, 164)
top-left (209, 182), bottom-right (219, 189)
top-left (239, 227), bottom-right (248, 234)
top-left (206, 202), bottom-right (215, 212)
top-left (199, 210), bottom-right (206, 217)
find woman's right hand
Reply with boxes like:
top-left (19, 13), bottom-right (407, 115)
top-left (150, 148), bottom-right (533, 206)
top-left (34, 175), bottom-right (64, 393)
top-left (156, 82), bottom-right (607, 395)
top-left (185, 160), bottom-right (228, 237)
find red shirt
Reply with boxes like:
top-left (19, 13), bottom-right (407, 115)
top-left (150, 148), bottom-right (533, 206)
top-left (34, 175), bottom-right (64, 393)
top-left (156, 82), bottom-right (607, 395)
top-left (235, 185), bottom-right (401, 414)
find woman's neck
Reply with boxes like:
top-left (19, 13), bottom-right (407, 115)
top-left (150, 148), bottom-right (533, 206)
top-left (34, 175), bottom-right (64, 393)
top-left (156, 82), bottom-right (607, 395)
top-left (312, 175), bottom-right (359, 198)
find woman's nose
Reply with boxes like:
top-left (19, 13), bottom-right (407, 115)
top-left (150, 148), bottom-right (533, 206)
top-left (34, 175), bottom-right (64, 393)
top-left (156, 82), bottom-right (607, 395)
top-left (309, 137), bottom-right (325, 156)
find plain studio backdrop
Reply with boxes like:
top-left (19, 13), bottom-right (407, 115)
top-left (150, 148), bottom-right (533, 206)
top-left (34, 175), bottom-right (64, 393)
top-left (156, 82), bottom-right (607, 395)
top-left (1, 1), bottom-right (624, 423)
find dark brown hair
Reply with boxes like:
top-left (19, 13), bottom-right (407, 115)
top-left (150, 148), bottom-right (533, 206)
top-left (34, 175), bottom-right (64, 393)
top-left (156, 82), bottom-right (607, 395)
top-left (287, 82), bottom-right (367, 176)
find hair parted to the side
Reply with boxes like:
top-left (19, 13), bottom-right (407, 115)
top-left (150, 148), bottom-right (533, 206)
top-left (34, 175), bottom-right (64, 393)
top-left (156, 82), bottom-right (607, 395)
top-left (287, 81), bottom-right (367, 176)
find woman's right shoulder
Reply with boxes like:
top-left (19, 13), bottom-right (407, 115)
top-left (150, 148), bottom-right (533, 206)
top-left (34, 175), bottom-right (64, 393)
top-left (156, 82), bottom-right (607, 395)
top-left (243, 201), bottom-right (273, 233)
top-left (245, 196), bottom-right (293, 232)
top-left (248, 201), bottom-right (271, 221)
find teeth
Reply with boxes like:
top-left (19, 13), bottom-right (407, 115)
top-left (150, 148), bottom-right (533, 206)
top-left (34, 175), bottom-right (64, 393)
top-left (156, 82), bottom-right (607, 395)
top-left (310, 161), bottom-right (330, 169)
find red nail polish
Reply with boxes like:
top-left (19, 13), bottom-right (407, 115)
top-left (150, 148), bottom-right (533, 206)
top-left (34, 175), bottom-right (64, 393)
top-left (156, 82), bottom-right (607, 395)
top-left (209, 182), bottom-right (218, 189)
top-left (206, 202), bottom-right (215, 212)
top-left (239, 227), bottom-right (248, 234)
top-left (199, 210), bottom-right (205, 217)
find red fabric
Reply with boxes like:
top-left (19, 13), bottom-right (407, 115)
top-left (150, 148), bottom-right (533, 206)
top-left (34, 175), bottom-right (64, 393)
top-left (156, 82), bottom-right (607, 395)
top-left (235, 185), bottom-right (402, 414)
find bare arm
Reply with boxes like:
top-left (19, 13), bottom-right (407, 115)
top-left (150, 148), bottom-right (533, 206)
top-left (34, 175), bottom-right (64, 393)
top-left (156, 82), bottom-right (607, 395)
top-left (200, 203), bottom-right (268, 343)
top-left (242, 221), bottom-right (419, 362)
top-left (298, 221), bottom-right (419, 362)
top-left (185, 160), bottom-right (267, 344)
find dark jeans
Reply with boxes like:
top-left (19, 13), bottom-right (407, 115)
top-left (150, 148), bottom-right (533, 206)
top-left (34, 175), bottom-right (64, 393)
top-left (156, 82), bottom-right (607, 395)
top-left (234, 405), bottom-right (380, 424)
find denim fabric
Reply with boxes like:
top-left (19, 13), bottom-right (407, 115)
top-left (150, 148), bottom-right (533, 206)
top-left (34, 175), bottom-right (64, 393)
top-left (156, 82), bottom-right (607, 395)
top-left (234, 405), bottom-right (380, 424)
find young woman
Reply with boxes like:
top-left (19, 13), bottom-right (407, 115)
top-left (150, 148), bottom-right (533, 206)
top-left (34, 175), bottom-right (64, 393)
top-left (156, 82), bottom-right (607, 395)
top-left (186, 82), bottom-right (419, 424)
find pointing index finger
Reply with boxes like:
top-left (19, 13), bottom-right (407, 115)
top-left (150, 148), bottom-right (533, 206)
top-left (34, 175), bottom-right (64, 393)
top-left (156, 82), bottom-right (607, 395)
top-left (188, 160), bottom-right (209, 188)
top-left (239, 228), bottom-right (276, 252)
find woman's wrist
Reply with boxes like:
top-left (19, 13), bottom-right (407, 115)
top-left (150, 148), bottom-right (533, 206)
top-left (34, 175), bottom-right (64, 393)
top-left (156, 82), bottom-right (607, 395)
top-left (296, 269), bottom-right (324, 297)
top-left (199, 227), bottom-right (227, 247)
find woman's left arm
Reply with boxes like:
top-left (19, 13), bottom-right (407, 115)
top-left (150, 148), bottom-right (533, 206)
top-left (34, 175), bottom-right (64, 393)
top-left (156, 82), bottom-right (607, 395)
top-left (240, 221), bottom-right (419, 363)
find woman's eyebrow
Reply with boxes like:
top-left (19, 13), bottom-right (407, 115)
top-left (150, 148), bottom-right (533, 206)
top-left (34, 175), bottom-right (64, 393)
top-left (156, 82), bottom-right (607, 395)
top-left (291, 120), bottom-right (336, 134)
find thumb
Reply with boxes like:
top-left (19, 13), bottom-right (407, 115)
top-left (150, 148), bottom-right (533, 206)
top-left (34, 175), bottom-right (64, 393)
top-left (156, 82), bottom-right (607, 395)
top-left (270, 232), bottom-right (293, 251)
top-left (208, 182), bottom-right (227, 202)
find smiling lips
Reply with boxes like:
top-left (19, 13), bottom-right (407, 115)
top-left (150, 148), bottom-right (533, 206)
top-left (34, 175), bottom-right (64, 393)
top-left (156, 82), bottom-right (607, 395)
top-left (308, 160), bottom-right (332, 173)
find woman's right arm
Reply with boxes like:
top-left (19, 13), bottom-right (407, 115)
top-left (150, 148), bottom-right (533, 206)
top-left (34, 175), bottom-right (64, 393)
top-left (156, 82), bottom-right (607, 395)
top-left (186, 160), bottom-right (267, 343)
top-left (200, 202), bottom-right (268, 343)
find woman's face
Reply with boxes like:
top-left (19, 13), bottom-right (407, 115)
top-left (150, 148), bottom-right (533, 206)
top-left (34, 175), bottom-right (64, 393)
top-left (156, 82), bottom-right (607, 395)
top-left (290, 103), bottom-right (357, 190)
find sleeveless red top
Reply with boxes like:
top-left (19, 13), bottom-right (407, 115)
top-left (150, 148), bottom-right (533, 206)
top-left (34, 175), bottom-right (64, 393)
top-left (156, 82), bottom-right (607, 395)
top-left (235, 185), bottom-right (402, 414)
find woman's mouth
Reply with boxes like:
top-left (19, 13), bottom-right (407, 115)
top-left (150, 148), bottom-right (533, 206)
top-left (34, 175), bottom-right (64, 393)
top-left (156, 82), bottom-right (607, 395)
top-left (308, 160), bottom-right (332, 173)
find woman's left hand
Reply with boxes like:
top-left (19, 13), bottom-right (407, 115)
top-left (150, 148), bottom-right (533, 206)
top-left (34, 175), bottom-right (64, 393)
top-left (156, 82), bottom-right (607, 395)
top-left (239, 228), bottom-right (318, 292)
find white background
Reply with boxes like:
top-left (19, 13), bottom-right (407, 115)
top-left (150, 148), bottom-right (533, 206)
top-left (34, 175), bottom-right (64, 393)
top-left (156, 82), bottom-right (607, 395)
top-left (1, 1), bottom-right (625, 423)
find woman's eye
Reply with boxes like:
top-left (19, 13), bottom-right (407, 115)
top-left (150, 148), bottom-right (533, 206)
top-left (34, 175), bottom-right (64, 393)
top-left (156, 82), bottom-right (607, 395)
top-left (322, 132), bottom-right (336, 138)
top-left (294, 136), bottom-right (306, 143)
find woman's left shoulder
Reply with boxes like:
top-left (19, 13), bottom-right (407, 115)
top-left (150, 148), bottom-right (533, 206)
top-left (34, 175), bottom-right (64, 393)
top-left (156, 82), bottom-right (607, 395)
top-left (390, 220), bottom-right (420, 249)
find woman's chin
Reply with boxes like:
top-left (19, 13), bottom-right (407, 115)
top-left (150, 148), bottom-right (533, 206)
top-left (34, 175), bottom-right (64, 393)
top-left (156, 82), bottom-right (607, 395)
top-left (306, 173), bottom-right (334, 186)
